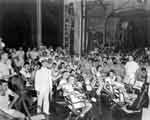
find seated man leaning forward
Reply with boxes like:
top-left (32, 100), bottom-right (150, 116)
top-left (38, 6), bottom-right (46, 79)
top-left (62, 75), bottom-right (92, 118)
top-left (0, 79), bottom-right (25, 119)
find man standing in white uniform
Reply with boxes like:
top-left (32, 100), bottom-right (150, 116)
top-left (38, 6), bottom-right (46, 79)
top-left (125, 56), bottom-right (139, 85)
top-left (35, 59), bottom-right (52, 115)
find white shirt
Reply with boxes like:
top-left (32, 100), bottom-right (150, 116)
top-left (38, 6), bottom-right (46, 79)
top-left (125, 61), bottom-right (139, 76)
top-left (20, 68), bottom-right (31, 78)
top-left (30, 51), bottom-right (39, 60)
top-left (14, 57), bottom-right (24, 68)
top-left (16, 50), bottom-right (25, 59)
top-left (0, 42), bottom-right (5, 49)
top-left (58, 78), bottom-right (67, 90)
top-left (0, 89), bottom-right (14, 110)
top-left (125, 61), bottom-right (139, 85)
top-left (0, 94), bottom-right (9, 110)
top-left (146, 66), bottom-right (150, 84)
top-left (35, 67), bottom-right (52, 92)
top-left (105, 76), bottom-right (116, 85)
top-left (0, 62), bottom-right (10, 79)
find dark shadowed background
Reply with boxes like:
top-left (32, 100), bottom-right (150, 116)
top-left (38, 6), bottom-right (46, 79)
top-left (0, 0), bottom-right (63, 48)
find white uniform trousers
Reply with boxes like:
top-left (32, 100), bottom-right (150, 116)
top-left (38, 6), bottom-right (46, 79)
top-left (37, 90), bottom-right (50, 115)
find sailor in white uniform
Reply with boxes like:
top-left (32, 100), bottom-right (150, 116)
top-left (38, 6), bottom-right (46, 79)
top-left (35, 58), bottom-right (52, 115)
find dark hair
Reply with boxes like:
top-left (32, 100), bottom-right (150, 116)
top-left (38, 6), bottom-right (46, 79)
top-left (58, 63), bottom-right (63, 70)
top-left (96, 65), bottom-right (102, 71)
top-left (24, 62), bottom-right (30, 66)
top-left (107, 69), bottom-right (115, 76)
top-left (70, 69), bottom-right (75, 73)
top-left (109, 69), bottom-right (115, 73)
top-left (52, 62), bottom-right (57, 66)
top-left (33, 62), bottom-right (42, 70)
top-left (61, 71), bottom-right (69, 75)
top-left (8, 75), bottom-right (25, 93)
top-left (0, 79), bottom-right (7, 85)
top-left (141, 67), bottom-right (147, 72)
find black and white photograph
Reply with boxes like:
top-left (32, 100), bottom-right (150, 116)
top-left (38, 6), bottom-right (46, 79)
top-left (0, 0), bottom-right (150, 120)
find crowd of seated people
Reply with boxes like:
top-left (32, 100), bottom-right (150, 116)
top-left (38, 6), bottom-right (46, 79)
top-left (0, 46), bottom-right (149, 120)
